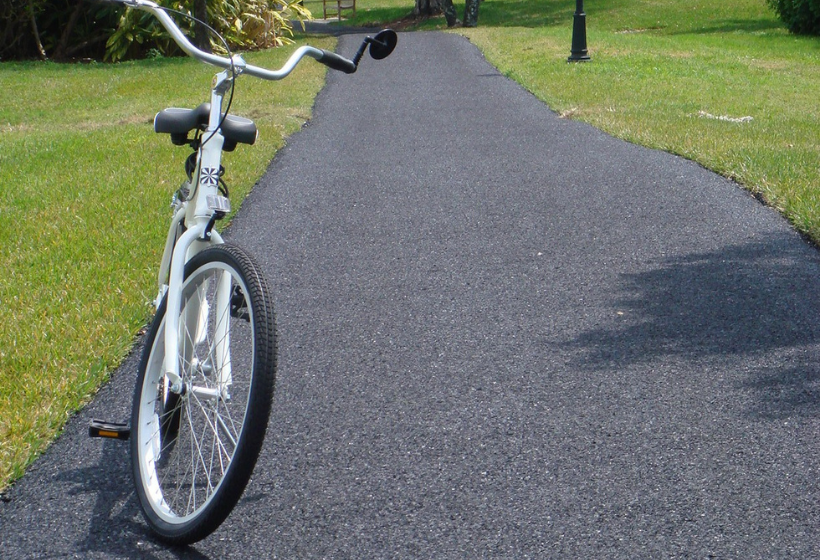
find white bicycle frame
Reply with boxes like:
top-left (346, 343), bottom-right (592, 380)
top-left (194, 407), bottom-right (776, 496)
top-left (155, 66), bottom-right (234, 394)
top-left (120, 0), bottom-right (349, 393)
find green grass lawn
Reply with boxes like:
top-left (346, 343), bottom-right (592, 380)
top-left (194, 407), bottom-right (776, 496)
top-left (2, 0), bottom-right (819, 492)
top-left (0, 37), bottom-right (333, 491)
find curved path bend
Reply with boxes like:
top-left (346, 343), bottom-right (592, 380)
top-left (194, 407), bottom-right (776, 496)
top-left (2, 31), bottom-right (819, 559)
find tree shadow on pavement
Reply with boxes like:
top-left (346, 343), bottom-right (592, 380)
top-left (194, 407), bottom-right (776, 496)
top-left (566, 235), bottom-right (820, 418)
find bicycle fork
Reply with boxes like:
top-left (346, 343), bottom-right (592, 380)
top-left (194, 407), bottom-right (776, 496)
top-left (163, 222), bottom-right (225, 396)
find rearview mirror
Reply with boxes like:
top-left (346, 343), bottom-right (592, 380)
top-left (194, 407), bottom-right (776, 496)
top-left (369, 30), bottom-right (398, 60)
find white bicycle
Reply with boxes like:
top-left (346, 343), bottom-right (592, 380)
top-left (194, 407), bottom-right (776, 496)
top-left (88, 0), bottom-right (397, 545)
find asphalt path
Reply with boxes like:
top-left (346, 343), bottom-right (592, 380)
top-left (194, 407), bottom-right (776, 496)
top-left (2, 31), bottom-right (820, 558)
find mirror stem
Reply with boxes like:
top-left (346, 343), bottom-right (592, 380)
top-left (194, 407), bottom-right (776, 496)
top-left (352, 42), bottom-right (367, 67)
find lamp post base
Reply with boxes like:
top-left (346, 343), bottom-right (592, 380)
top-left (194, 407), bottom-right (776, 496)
top-left (568, 11), bottom-right (591, 62)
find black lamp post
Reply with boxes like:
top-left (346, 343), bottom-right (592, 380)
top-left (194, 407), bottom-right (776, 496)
top-left (568, 0), bottom-right (590, 62)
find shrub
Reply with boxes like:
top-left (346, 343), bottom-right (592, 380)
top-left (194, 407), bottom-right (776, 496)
top-left (768, 0), bottom-right (820, 35)
top-left (105, 0), bottom-right (312, 61)
top-left (1, 0), bottom-right (120, 61)
top-left (0, 0), bottom-right (310, 62)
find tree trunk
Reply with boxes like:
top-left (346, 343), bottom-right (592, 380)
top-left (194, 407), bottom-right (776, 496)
top-left (64, 33), bottom-right (109, 58)
top-left (442, 0), bottom-right (458, 27)
top-left (53, 0), bottom-right (84, 60)
top-left (464, 0), bottom-right (480, 27)
top-left (413, 0), bottom-right (444, 17)
top-left (28, 0), bottom-right (47, 60)
top-left (414, 0), bottom-right (458, 26)
top-left (193, 0), bottom-right (210, 53)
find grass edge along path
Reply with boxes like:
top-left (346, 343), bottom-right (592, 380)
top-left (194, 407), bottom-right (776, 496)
top-left (463, 25), bottom-right (820, 241)
top-left (350, 0), bottom-right (820, 244)
top-left (0, 35), bottom-right (334, 493)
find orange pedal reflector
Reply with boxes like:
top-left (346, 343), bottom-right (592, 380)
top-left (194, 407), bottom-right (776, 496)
top-left (88, 419), bottom-right (130, 441)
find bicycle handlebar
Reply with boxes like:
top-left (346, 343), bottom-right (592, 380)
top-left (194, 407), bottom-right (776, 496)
top-left (109, 0), bottom-right (360, 78)
top-left (317, 50), bottom-right (358, 75)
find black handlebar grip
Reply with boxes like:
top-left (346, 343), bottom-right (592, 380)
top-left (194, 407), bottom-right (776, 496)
top-left (318, 50), bottom-right (358, 74)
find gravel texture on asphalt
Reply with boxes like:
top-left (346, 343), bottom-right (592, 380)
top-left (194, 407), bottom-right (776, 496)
top-left (2, 31), bottom-right (819, 559)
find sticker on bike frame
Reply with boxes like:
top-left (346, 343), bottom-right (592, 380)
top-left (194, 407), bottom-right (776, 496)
top-left (207, 194), bottom-right (231, 213)
top-left (200, 167), bottom-right (220, 187)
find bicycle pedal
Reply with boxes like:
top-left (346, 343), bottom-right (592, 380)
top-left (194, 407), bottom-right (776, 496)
top-left (88, 419), bottom-right (130, 441)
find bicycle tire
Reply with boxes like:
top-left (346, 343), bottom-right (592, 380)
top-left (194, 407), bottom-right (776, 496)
top-left (130, 243), bottom-right (276, 545)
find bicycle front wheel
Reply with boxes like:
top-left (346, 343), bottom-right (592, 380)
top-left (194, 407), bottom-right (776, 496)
top-left (131, 243), bottom-right (276, 545)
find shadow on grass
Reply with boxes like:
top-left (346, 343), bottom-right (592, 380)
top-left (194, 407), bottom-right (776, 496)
top-left (336, 0), bottom-right (577, 31)
top-left (670, 18), bottom-right (787, 35)
top-left (331, 0), bottom-right (789, 40)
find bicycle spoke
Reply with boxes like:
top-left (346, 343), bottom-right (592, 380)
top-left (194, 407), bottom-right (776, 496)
top-left (189, 390), bottom-right (234, 470)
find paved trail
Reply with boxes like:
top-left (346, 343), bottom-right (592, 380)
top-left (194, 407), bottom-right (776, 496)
top-left (2, 31), bottom-right (819, 559)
